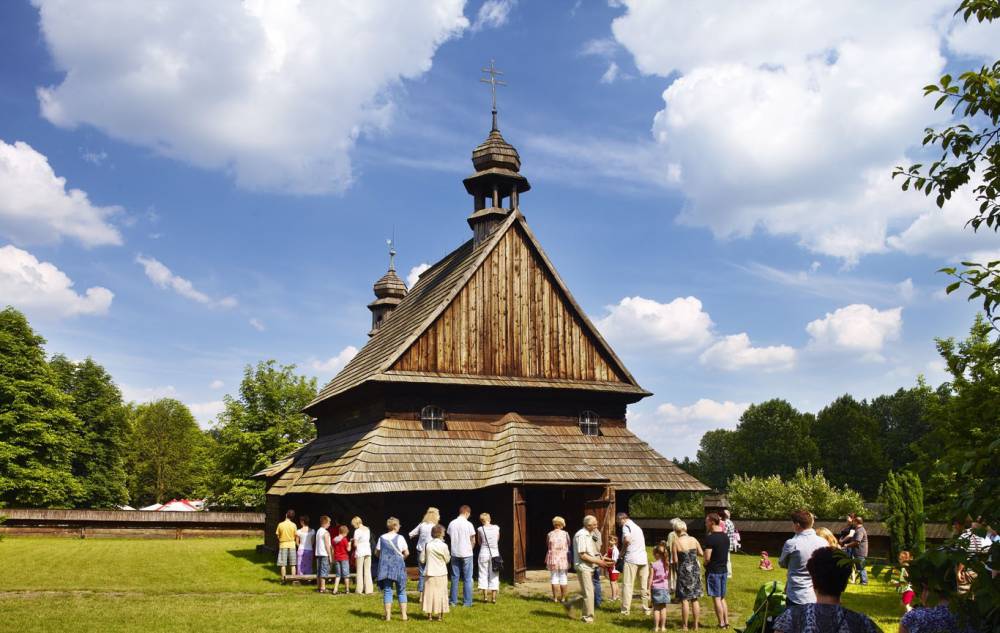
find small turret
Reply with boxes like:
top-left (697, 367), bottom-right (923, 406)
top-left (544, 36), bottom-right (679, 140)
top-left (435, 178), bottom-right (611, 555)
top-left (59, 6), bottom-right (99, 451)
top-left (367, 240), bottom-right (406, 336)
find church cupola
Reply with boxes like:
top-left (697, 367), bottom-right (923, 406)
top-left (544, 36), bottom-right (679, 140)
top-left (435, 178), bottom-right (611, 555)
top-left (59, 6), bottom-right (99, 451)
top-left (367, 240), bottom-right (407, 336)
top-left (464, 60), bottom-right (531, 246)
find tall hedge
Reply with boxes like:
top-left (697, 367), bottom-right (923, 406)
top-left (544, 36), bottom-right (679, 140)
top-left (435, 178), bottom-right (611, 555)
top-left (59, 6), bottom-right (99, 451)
top-left (880, 470), bottom-right (925, 558)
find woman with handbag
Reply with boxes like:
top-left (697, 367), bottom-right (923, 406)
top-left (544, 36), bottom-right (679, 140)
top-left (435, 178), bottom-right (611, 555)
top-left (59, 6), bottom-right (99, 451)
top-left (374, 517), bottom-right (410, 621)
top-left (476, 512), bottom-right (501, 603)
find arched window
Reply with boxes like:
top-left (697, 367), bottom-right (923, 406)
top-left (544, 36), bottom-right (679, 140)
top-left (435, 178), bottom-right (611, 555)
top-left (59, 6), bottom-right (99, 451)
top-left (420, 405), bottom-right (446, 431)
top-left (579, 410), bottom-right (600, 436)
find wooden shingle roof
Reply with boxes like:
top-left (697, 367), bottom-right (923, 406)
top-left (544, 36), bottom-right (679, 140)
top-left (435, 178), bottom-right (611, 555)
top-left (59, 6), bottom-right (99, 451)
top-left (306, 211), bottom-right (648, 414)
top-left (260, 415), bottom-right (709, 495)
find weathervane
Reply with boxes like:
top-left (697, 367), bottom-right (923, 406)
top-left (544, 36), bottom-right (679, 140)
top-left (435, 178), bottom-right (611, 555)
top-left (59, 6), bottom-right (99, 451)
top-left (386, 227), bottom-right (396, 272)
top-left (480, 59), bottom-right (506, 131)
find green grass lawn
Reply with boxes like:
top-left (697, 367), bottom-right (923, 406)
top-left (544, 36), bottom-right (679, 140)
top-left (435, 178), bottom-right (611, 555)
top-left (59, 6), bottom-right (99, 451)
top-left (0, 538), bottom-right (903, 633)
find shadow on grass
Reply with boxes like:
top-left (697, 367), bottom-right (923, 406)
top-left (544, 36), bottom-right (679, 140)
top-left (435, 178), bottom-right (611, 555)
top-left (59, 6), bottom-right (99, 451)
top-left (530, 609), bottom-right (569, 619)
top-left (227, 548), bottom-right (280, 578)
top-left (348, 609), bottom-right (387, 620)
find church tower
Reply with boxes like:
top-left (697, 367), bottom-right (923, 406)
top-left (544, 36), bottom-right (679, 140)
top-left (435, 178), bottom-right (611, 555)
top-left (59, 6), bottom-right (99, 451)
top-left (367, 241), bottom-right (406, 336)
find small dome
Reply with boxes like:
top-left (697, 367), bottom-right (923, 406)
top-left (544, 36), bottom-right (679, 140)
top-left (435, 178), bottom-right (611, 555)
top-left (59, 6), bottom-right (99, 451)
top-left (472, 128), bottom-right (521, 173)
top-left (373, 269), bottom-right (407, 300)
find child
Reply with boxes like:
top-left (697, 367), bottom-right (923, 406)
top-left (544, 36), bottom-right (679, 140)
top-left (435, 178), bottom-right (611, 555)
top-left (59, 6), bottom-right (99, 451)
top-left (649, 544), bottom-right (671, 632)
top-left (315, 516), bottom-right (332, 593)
top-left (420, 524), bottom-right (451, 621)
top-left (758, 551), bottom-right (773, 571)
top-left (332, 524), bottom-right (352, 594)
top-left (607, 535), bottom-right (621, 602)
top-left (894, 550), bottom-right (914, 612)
top-left (296, 515), bottom-right (315, 576)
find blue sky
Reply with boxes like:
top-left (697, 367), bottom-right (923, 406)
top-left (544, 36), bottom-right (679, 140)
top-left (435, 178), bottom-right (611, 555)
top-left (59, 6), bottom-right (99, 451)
top-left (1, 0), bottom-right (998, 459)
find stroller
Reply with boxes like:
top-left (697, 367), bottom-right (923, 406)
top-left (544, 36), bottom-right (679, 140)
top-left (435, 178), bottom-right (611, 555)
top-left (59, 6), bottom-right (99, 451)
top-left (736, 580), bottom-right (787, 633)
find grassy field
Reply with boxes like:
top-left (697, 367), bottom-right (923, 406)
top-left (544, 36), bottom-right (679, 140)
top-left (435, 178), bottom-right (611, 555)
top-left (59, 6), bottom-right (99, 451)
top-left (0, 537), bottom-right (903, 632)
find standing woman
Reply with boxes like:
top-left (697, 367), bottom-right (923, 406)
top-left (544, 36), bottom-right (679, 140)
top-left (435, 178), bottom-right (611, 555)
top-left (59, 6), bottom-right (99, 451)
top-left (545, 516), bottom-right (572, 602)
top-left (375, 517), bottom-right (410, 621)
top-left (671, 520), bottom-right (704, 631)
top-left (409, 507), bottom-right (439, 602)
top-left (421, 524), bottom-right (451, 621)
top-left (295, 515), bottom-right (315, 576)
top-left (477, 512), bottom-right (501, 604)
top-left (352, 516), bottom-right (374, 595)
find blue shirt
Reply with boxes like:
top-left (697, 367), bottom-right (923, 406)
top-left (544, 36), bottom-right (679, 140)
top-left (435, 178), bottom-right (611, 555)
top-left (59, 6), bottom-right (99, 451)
top-left (778, 529), bottom-right (828, 604)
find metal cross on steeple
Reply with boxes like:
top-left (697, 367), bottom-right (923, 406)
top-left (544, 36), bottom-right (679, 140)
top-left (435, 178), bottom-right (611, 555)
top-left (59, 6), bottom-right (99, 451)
top-left (386, 228), bottom-right (397, 272)
top-left (480, 59), bottom-right (506, 131)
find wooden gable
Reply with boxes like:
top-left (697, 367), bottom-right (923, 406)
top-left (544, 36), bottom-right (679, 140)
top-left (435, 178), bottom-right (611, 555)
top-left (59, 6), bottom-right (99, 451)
top-left (392, 220), bottom-right (629, 384)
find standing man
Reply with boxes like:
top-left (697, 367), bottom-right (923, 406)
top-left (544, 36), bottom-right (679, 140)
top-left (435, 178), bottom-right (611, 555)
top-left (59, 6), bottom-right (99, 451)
top-left (723, 510), bottom-right (738, 579)
top-left (276, 509), bottom-right (298, 580)
top-left (842, 515), bottom-right (869, 585)
top-left (837, 513), bottom-right (857, 583)
top-left (704, 513), bottom-right (730, 629)
top-left (617, 511), bottom-right (651, 616)
top-left (565, 514), bottom-right (612, 624)
top-left (778, 509), bottom-right (828, 605)
top-left (447, 505), bottom-right (476, 607)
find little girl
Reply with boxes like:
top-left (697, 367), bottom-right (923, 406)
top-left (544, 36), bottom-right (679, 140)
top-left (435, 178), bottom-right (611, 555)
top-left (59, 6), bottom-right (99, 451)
top-left (648, 544), bottom-right (671, 632)
top-left (758, 551), bottom-right (773, 571)
top-left (607, 535), bottom-right (621, 602)
top-left (894, 551), bottom-right (914, 612)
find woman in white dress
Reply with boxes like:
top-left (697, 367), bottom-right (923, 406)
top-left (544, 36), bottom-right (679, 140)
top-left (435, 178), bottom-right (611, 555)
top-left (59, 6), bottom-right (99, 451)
top-left (476, 512), bottom-right (501, 604)
top-left (351, 516), bottom-right (374, 594)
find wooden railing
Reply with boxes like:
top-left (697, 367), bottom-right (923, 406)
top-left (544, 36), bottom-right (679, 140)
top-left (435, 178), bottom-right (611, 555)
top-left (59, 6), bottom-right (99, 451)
top-left (0, 508), bottom-right (264, 538)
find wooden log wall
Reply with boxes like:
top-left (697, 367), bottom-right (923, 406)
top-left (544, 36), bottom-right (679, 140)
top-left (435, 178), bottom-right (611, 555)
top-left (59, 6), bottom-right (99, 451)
top-left (393, 224), bottom-right (627, 383)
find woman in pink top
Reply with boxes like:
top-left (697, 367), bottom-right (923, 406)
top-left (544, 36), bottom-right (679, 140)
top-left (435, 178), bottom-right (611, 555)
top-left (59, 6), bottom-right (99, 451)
top-left (544, 516), bottom-right (572, 602)
top-left (648, 544), bottom-right (671, 632)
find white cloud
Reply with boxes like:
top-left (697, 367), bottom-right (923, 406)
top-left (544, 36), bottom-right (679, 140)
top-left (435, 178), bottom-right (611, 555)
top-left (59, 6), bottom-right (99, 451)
top-left (310, 345), bottom-right (359, 374)
top-left (188, 400), bottom-right (225, 428)
top-left (407, 263), bottom-right (431, 288)
top-left (0, 245), bottom-right (113, 319)
top-left (896, 278), bottom-right (916, 303)
top-left (209, 379), bottom-right (224, 390)
top-left (580, 37), bottom-right (618, 58)
top-left (471, 0), bottom-right (515, 31)
top-left (600, 62), bottom-right (620, 84)
top-left (887, 191), bottom-right (1000, 263)
top-left (79, 148), bottom-right (107, 165)
top-left (120, 383), bottom-right (177, 403)
top-left (0, 139), bottom-right (122, 247)
top-left (654, 398), bottom-right (750, 427)
top-left (249, 317), bottom-right (265, 331)
top-left (741, 262), bottom-right (922, 305)
top-left (806, 304), bottom-right (903, 356)
top-left (699, 333), bottom-right (796, 372)
top-left (33, 1), bottom-right (468, 194)
top-left (595, 296), bottom-right (714, 351)
top-left (608, 1), bottom-right (970, 264)
top-left (136, 255), bottom-right (237, 309)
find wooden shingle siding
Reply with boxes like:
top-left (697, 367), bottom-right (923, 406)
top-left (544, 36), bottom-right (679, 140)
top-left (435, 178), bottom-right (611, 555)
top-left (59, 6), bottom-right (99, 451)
top-left (393, 224), bottom-right (626, 383)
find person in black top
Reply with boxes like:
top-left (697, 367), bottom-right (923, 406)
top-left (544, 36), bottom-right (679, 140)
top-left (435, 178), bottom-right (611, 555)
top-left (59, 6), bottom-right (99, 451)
top-left (704, 513), bottom-right (731, 628)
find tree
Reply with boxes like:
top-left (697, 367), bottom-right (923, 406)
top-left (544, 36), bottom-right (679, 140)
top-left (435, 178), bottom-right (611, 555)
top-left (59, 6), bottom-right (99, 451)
top-left (894, 1), bottom-right (1000, 328)
top-left (0, 307), bottom-right (83, 507)
top-left (213, 361), bottom-right (317, 508)
top-left (813, 394), bottom-right (889, 498)
top-left (727, 468), bottom-right (864, 520)
top-left (127, 399), bottom-right (206, 505)
top-left (879, 470), bottom-right (926, 559)
top-left (867, 384), bottom-right (938, 472)
top-left (693, 428), bottom-right (737, 490)
top-left (729, 399), bottom-right (819, 480)
top-left (50, 355), bottom-right (130, 508)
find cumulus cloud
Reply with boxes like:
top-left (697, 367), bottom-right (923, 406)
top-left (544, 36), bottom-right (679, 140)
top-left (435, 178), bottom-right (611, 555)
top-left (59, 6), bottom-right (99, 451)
top-left (887, 190), bottom-right (1000, 263)
top-left (249, 317), bottom-right (265, 331)
top-left (33, 0), bottom-right (468, 194)
top-left (209, 379), bottom-right (225, 390)
top-left (699, 333), bottom-right (796, 372)
top-left (310, 346), bottom-right (359, 374)
top-left (0, 139), bottom-right (122, 247)
top-left (188, 400), bottom-right (225, 428)
top-left (0, 245), bottom-right (113, 318)
top-left (119, 383), bottom-right (177, 403)
top-left (407, 263), bottom-right (431, 288)
top-left (607, 1), bottom-right (980, 264)
top-left (806, 304), bottom-right (903, 356)
top-left (136, 255), bottom-right (237, 308)
top-left (471, 0), bottom-right (515, 31)
top-left (600, 62), bottom-right (621, 84)
top-left (654, 398), bottom-right (750, 427)
top-left (595, 296), bottom-right (714, 351)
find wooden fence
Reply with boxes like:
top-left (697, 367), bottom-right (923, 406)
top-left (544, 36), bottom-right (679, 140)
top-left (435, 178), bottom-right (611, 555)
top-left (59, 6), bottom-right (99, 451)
top-left (0, 508), bottom-right (264, 539)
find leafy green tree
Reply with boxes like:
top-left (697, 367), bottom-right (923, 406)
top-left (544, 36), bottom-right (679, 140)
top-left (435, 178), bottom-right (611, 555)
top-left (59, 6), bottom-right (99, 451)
top-left (628, 492), bottom-right (704, 519)
top-left (50, 355), bottom-right (129, 508)
top-left (126, 399), bottom-right (206, 505)
top-left (0, 307), bottom-right (83, 507)
top-left (894, 1), bottom-right (1000, 327)
top-left (693, 428), bottom-right (737, 490)
top-left (879, 470), bottom-right (926, 559)
top-left (213, 361), bottom-right (317, 508)
top-left (867, 384), bottom-right (938, 472)
top-left (729, 399), bottom-right (819, 480)
top-left (813, 394), bottom-right (889, 498)
top-left (727, 468), bottom-right (864, 520)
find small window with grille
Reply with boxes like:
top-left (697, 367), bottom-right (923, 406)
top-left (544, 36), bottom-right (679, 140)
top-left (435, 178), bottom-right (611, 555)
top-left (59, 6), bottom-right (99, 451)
top-left (579, 410), bottom-right (600, 436)
top-left (420, 405), bottom-right (446, 431)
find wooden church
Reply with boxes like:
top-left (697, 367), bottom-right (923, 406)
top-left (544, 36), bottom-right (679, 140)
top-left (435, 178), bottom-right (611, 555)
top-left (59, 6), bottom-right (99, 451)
top-left (258, 83), bottom-right (708, 582)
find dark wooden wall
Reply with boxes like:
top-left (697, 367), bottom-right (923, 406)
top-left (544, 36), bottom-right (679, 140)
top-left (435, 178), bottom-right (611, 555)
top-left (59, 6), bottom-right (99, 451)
top-left (393, 223), bottom-right (627, 383)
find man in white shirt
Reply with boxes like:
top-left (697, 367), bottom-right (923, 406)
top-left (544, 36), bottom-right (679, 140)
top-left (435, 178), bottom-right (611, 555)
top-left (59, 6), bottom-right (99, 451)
top-left (565, 514), bottom-right (612, 624)
top-left (447, 505), bottom-right (476, 607)
top-left (617, 511), bottom-right (651, 615)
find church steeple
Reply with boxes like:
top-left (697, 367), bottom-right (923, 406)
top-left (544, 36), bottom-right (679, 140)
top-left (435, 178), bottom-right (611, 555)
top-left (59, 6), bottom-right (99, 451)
top-left (367, 238), bottom-right (407, 337)
top-left (464, 60), bottom-right (531, 246)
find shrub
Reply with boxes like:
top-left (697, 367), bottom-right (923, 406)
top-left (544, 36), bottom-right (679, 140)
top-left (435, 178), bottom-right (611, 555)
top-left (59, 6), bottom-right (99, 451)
top-left (879, 471), bottom-right (925, 558)
top-left (727, 468), bottom-right (865, 519)
top-left (629, 492), bottom-right (704, 518)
